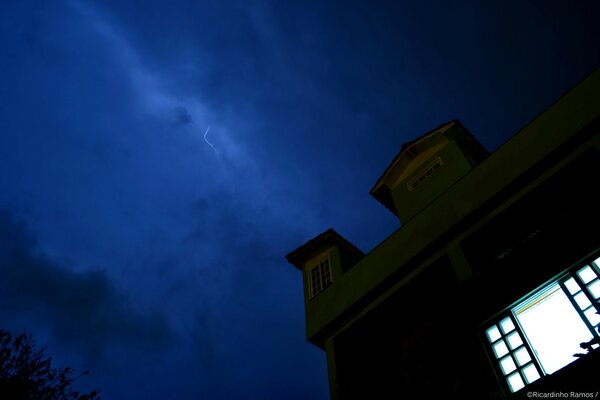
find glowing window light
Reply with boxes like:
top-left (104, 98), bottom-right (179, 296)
top-left (513, 283), bottom-right (593, 374)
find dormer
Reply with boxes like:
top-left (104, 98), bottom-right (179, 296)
top-left (286, 229), bottom-right (364, 346)
top-left (286, 228), bottom-right (364, 301)
top-left (370, 120), bottom-right (489, 224)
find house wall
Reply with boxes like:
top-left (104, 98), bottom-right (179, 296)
top-left (329, 256), bottom-right (497, 399)
top-left (392, 139), bottom-right (474, 223)
top-left (297, 69), bottom-right (600, 398)
top-left (325, 132), bottom-right (600, 398)
top-left (303, 69), bottom-right (600, 353)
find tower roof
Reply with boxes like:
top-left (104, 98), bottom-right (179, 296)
top-left (369, 119), bottom-right (485, 215)
top-left (286, 228), bottom-right (364, 270)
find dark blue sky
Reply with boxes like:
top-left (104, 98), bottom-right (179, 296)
top-left (1, 1), bottom-right (599, 398)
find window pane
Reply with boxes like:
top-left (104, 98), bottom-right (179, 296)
top-left (499, 356), bottom-right (517, 375)
top-left (493, 341), bottom-right (509, 358)
top-left (310, 266), bottom-right (323, 297)
top-left (507, 372), bottom-right (525, 392)
top-left (500, 317), bottom-right (515, 334)
top-left (578, 266), bottom-right (597, 284)
top-left (514, 347), bottom-right (531, 366)
top-left (564, 278), bottom-right (581, 295)
top-left (486, 325), bottom-right (501, 343)
top-left (522, 364), bottom-right (540, 384)
top-left (584, 307), bottom-right (600, 326)
top-left (506, 332), bottom-right (523, 350)
top-left (515, 284), bottom-right (593, 374)
top-left (587, 280), bottom-right (600, 299)
top-left (574, 292), bottom-right (592, 309)
top-left (322, 264), bottom-right (332, 287)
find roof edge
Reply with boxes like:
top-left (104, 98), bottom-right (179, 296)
top-left (286, 228), bottom-right (365, 270)
top-left (369, 119), bottom-right (461, 197)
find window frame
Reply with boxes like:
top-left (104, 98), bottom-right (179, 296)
top-left (406, 157), bottom-right (444, 192)
top-left (482, 256), bottom-right (600, 393)
top-left (309, 255), bottom-right (333, 299)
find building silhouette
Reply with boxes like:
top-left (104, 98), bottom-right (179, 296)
top-left (286, 68), bottom-right (600, 399)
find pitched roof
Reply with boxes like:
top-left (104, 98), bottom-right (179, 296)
top-left (286, 228), bottom-right (364, 270)
top-left (369, 119), bottom-right (484, 215)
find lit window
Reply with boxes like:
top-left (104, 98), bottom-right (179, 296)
top-left (309, 256), bottom-right (333, 298)
top-left (483, 259), bottom-right (600, 393)
top-left (513, 283), bottom-right (592, 375)
top-left (485, 316), bottom-right (541, 392)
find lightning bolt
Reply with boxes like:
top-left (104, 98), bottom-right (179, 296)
top-left (203, 126), bottom-right (218, 155)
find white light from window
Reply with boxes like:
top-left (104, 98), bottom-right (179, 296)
top-left (507, 372), bottom-right (525, 392)
top-left (584, 308), bottom-right (600, 326)
top-left (514, 347), bottom-right (531, 366)
top-left (564, 278), bottom-right (580, 295)
top-left (500, 318), bottom-right (515, 334)
top-left (493, 341), bottom-right (509, 358)
top-left (587, 280), bottom-right (600, 299)
top-left (522, 364), bottom-right (540, 384)
top-left (506, 332), bottom-right (523, 350)
top-left (514, 283), bottom-right (593, 374)
top-left (573, 292), bottom-right (592, 309)
top-left (486, 325), bottom-right (501, 343)
top-left (578, 266), bottom-right (596, 284)
top-left (500, 356), bottom-right (517, 375)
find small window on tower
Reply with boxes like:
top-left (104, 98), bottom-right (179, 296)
top-left (407, 157), bottom-right (444, 191)
top-left (309, 256), bottom-right (333, 298)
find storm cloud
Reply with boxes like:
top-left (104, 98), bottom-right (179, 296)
top-left (0, 211), bottom-right (172, 389)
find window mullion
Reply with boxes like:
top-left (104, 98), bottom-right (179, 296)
top-left (572, 271), bottom-right (599, 309)
top-left (562, 276), bottom-right (599, 339)
top-left (484, 316), bottom-right (515, 394)
top-left (590, 258), bottom-right (600, 275)
top-left (508, 313), bottom-right (545, 378)
top-left (576, 264), bottom-right (600, 317)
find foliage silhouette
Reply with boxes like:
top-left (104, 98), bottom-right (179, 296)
top-left (0, 330), bottom-right (100, 400)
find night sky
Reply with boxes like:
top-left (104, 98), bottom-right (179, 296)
top-left (1, 1), bottom-right (599, 399)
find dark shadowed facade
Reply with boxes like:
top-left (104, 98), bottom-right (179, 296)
top-left (286, 68), bottom-right (600, 399)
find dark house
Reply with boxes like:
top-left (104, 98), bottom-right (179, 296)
top-left (286, 68), bottom-right (600, 398)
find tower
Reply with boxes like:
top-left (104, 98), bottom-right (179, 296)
top-left (370, 119), bottom-right (489, 224)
